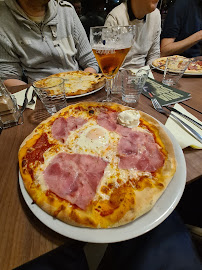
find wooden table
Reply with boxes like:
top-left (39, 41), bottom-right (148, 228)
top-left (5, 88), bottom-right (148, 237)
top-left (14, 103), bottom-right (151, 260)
top-left (0, 72), bottom-right (201, 269)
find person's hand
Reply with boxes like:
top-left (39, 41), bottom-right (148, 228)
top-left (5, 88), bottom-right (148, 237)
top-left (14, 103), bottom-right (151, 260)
top-left (84, 67), bottom-right (97, 73)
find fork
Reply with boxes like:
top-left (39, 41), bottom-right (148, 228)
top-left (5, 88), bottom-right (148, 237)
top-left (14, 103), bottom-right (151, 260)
top-left (28, 89), bottom-right (36, 105)
top-left (152, 98), bottom-right (202, 144)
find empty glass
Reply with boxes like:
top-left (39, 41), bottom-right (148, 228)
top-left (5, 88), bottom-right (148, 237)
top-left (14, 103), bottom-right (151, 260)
top-left (162, 56), bottom-right (191, 86)
top-left (122, 69), bottom-right (149, 105)
top-left (33, 77), bottom-right (67, 115)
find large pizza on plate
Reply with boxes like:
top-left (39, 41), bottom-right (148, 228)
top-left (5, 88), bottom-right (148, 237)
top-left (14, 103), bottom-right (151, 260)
top-left (152, 55), bottom-right (202, 74)
top-left (18, 102), bottom-right (176, 228)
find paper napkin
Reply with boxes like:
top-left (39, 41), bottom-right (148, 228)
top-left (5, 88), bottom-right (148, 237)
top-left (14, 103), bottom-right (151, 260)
top-left (165, 104), bottom-right (202, 149)
top-left (130, 66), bottom-right (154, 79)
top-left (13, 86), bottom-right (37, 110)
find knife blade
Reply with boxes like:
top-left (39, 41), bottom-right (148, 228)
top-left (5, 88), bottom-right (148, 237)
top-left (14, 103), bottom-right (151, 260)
top-left (165, 106), bottom-right (202, 130)
top-left (18, 87), bottom-right (31, 122)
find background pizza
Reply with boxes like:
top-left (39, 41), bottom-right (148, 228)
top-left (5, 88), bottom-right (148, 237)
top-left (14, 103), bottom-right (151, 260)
top-left (34, 71), bottom-right (105, 97)
top-left (18, 102), bottom-right (176, 229)
top-left (152, 55), bottom-right (202, 74)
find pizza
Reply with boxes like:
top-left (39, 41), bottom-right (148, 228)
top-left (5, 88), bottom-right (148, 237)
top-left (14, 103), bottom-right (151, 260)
top-left (34, 71), bottom-right (106, 97)
top-left (152, 55), bottom-right (202, 74)
top-left (18, 102), bottom-right (176, 229)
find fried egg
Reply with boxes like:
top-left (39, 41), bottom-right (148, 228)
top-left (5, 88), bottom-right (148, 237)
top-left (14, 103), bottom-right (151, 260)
top-left (76, 125), bottom-right (109, 152)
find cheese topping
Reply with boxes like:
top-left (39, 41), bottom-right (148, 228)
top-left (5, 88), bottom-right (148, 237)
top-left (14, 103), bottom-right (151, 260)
top-left (118, 110), bottom-right (140, 128)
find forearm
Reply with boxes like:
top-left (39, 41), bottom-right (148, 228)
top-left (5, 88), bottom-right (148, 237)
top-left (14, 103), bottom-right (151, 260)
top-left (3, 79), bottom-right (27, 88)
top-left (160, 30), bottom-right (202, 57)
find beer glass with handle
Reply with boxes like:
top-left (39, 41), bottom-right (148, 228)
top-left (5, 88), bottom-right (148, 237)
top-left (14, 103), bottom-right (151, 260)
top-left (90, 26), bottom-right (135, 102)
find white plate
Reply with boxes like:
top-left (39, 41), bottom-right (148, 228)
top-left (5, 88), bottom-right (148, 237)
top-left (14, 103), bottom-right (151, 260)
top-left (151, 64), bottom-right (202, 76)
top-left (19, 124), bottom-right (186, 243)
top-left (66, 85), bottom-right (105, 99)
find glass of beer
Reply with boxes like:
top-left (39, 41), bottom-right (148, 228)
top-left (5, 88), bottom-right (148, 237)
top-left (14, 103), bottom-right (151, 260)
top-left (90, 26), bottom-right (135, 102)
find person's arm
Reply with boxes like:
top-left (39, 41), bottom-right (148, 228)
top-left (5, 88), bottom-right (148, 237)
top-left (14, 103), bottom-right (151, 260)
top-left (3, 79), bottom-right (27, 88)
top-left (72, 8), bottom-right (99, 72)
top-left (146, 10), bottom-right (161, 65)
top-left (161, 30), bottom-right (202, 57)
top-left (0, 33), bottom-right (25, 86)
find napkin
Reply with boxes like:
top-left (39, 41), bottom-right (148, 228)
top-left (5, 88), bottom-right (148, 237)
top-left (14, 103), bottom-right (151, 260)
top-left (165, 104), bottom-right (202, 149)
top-left (130, 66), bottom-right (154, 79)
top-left (13, 86), bottom-right (37, 110)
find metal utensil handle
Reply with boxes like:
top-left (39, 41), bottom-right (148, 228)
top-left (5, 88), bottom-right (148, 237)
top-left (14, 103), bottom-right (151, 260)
top-left (171, 114), bottom-right (202, 144)
top-left (173, 111), bottom-right (202, 130)
top-left (178, 113), bottom-right (202, 130)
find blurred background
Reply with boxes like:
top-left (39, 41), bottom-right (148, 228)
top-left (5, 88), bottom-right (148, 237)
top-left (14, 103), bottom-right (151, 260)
top-left (69, 0), bottom-right (177, 39)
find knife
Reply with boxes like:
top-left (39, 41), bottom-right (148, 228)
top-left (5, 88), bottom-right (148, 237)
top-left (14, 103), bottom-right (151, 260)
top-left (165, 106), bottom-right (202, 130)
top-left (18, 87), bottom-right (31, 123)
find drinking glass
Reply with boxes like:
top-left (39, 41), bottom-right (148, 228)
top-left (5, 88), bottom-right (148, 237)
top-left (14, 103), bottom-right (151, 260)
top-left (33, 77), bottom-right (67, 115)
top-left (90, 26), bottom-right (135, 102)
top-left (162, 56), bottom-right (191, 86)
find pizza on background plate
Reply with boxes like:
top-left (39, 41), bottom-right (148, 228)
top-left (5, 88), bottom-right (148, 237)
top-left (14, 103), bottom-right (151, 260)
top-left (34, 71), bottom-right (106, 97)
top-left (18, 102), bottom-right (176, 229)
top-left (152, 55), bottom-right (202, 74)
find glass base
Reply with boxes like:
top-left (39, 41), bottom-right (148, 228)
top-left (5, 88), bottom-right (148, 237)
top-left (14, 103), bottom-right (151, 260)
top-left (97, 96), bottom-right (121, 104)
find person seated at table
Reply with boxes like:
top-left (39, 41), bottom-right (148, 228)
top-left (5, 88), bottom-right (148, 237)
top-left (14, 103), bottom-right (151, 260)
top-left (104, 0), bottom-right (161, 69)
top-left (160, 0), bottom-right (202, 58)
top-left (14, 211), bottom-right (202, 270)
top-left (0, 0), bottom-right (99, 88)
top-left (80, 0), bottom-right (105, 40)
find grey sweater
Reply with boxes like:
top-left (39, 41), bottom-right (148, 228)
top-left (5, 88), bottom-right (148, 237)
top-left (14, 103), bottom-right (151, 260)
top-left (0, 0), bottom-right (99, 83)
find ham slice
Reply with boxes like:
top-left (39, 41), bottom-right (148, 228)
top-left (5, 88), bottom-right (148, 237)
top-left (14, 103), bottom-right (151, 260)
top-left (97, 112), bottom-right (118, 131)
top-left (43, 153), bottom-right (108, 209)
top-left (118, 131), bottom-right (165, 172)
top-left (51, 116), bottom-right (87, 142)
top-left (97, 111), bottom-right (164, 172)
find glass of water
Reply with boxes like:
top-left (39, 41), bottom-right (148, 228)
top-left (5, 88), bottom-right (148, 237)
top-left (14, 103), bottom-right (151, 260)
top-left (162, 56), bottom-right (191, 86)
top-left (122, 69), bottom-right (149, 105)
top-left (33, 77), bottom-right (67, 115)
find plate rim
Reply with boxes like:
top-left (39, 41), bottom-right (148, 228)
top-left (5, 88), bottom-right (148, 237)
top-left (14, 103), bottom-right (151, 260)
top-left (151, 64), bottom-right (202, 76)
top-left (66, 85), bottom-right (105, 99)
top-left (18, 118), bottom-right (186, 243)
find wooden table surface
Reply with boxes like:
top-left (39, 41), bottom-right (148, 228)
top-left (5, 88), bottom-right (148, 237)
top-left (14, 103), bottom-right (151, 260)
top-left (0, 71), bottom-right (201, 269)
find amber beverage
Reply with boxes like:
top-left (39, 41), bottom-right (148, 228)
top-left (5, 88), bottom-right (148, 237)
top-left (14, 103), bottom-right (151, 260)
top-left (92, 47), bottom-right (130, 78)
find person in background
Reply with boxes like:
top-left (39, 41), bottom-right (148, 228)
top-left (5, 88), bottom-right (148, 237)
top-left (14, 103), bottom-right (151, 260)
top-left (71, 0), bottom-right (82, 17)
top-left (0, 0), bottom-right (98, 87)
top-left (80, 0), bottom-right (105, 40)
top-left (160, 0), bottom-right (202, 58)
top-left (104, 0), bottom-right (161, 69)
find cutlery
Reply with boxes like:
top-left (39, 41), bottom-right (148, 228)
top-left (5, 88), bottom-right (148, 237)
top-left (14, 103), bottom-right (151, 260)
top-left (165, 106), bottom-right (202, 130)
top-left (18, 87), bottom-right (31, 123)
top-left (181, 102), bottom-right (202, 115)
top-left (151, 98), bottom-right (202, 144)
top-left (28, 89), bottom-right (36, 105)
top-left (0, 120), bottom-right (3, 135)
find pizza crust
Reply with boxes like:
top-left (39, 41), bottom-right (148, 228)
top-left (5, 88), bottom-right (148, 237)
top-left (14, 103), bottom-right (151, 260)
top-left (19, 102), bottom-right (176, 229)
